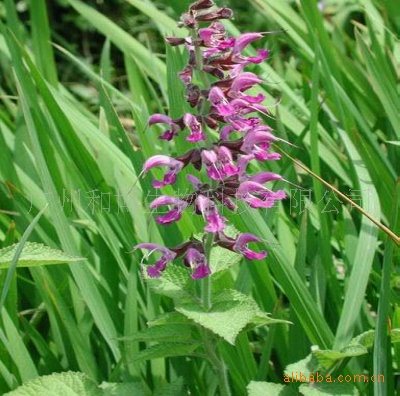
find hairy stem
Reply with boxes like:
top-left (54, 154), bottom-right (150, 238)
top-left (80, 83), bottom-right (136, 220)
top-left (201, 232), bottom-right (214, 310)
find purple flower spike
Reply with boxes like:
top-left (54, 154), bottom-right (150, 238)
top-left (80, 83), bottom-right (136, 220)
top-left (234, 233), bottom-right (267, 260)
top-left (237, 181), bottom-right (286, 208)
top-left (184, 113), bottom-right (206, 142)
top-left (138, 1), bottom-right (287, 279)
top-left (185, 248), bottom-right (211, 279)
top-left (196, 194), bottom-right (226, 233)
top-left (143, 155), bottom-right (184, 189)
top-left (150, 196), bottom-right (189, 224)
top-left (136, 243), bottom-right (177, 278)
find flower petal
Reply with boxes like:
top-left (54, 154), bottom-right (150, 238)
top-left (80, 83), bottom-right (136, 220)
top-left (233, 33), bottom-right (264, 53)
top-left (196, 195), bottom-right (226, 233)
top-left (234, 233), bottom-right (267, 260)
top-left (185, 248), bottom-right (211, 279)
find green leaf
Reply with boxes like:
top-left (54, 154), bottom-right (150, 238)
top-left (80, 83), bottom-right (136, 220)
top-left (209, 245), bottom-right (242, 275)
top-left (247, 381), bottom-right (297, 396)
top-left (0, 242), bottom-right (83, 269)
top-left (4, 372), bottom-right (101, 396)
top-left (299, 382), bottom-right (359, 395)
top-left (99, 382), bottom-right (146, 396)
top-left (176, 289), bottom-right (286, 345)
top-left (314, 328), bottom-right (400, 369)
top-left (121, 323), bottom-right (194, 343)
top-left (146, 264), bottom-right (195, 300)
top-left (284, 354), bottom-right (318, 378)
top-left (131, 342), bottom-right (200, 363)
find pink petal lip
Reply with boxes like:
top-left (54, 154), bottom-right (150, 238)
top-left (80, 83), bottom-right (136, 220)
top-left (135, 243), bottom-right (177, 277)
top-left (249, 172), bottom-right (282, 184)
top-left (148, 114), bottom-right (173, 125)
top-left (233, 33), bottom-right (264, 53)
top-left (196, 195), bottom-right (226, 233)
top-left (231, 72), bottom-right (263, 93)
top-left (143, 155), bottom-right (184, 189)
top-left (192, 264), bottom-right (211, 279)
top-left (237, 181), bottom-right (286, 208)
top-left (234, 233), bottom-right (267, 260)
top-left (185, 248), bottom-right (211, 280)
top-left (150, 196), bottom-right (188, 225)
top-left (184, 113), bottom-right (206, 142)
top-left (187, 174), bottom-right (203, 190)
top-left (143, 155), bottom-right (181, 172)
top-left (150, 196), bottom-right (187, 209)
top-left (209, 86), bottom-right (227, 105)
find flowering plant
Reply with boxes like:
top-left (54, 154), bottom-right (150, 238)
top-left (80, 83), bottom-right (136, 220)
top-left (136, 0), bottom-right (286, 281)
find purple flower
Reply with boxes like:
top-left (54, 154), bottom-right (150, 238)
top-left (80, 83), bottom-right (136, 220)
top-left (233, 33), bottom-right (264, 53)
top-left (241, 127), bottom-right (279, 161)
top-left (136, 243), bottom-right (177, 278)
top-left (190, 0), bottom-right (215, 11)
top-left (149, 114), bottom-right (180, 141)
top-left (179, 66), bottom-right (193, 85)
top-left (150, 196), bottom-right (188, 224)
top-left (196, 194), bottom-right (226, 233)
top-left (184, 113), bottom-right (206, 142)
top-left (143, 155), bottom-right (184, 188)
top-left (230, 72), bottom-right (263, 93)
top-left (249, 172), bottom-right (283, 184)
top-left (184, 247), bottom-right (211, 279)
top-left (187, 174), bottom-right (203, 189)
top-left (234, 233), bottom-right (267, 260)
top-left (237, 181), bottom-right (286, 208)
top-left (199, 22), bottom-right (226, 46)
top-left (201, 147), bottom-right (238, 181)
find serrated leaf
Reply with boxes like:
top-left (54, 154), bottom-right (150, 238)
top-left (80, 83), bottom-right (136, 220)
top-left (120, 324), bottom-right (194, 343)
top-left (132, 342), bottom-right (200, 363)
top-left (313, 346), bottom-right (367, 370)
top-left (0, 242), bottom-right (83, 269)
top-left (247, 381), bottom-right (297, 396)
top-left (4, 372), bottom-right (100, 396)
top-left (299, 382), bottom-right (359, 395)
top-left (209, 245), bottom-right (242, 275)
top-left (284, 354), bottom-right (318, 378)
top-left (313, 328), bottom-right (400, 369)
top-left (148, 312), bottom-right (192, 327)
top-left (176, 289), bottom-right (286, 345)
top-left (146, 264), bottom-right (195, 300)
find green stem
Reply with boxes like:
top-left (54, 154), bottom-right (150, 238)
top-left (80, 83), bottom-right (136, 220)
top-left (202, 232), bottom-right (214, 310)
top-left (201, 233), bottom-right (231, 395)
top-left (192, 28), bottom-right (211, 92)
top-left (203, 332), bottom-right (231, 396)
